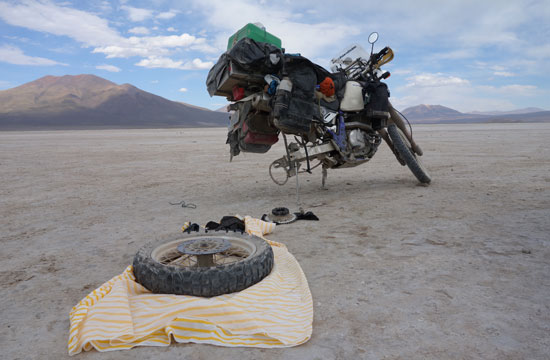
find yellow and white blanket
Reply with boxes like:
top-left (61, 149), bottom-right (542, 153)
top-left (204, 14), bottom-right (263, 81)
top-left (68, 216), bottom-right (312, 355)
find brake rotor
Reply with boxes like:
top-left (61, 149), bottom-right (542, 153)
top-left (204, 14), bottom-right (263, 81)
top-left (264, 207), bottom-right (298, 225)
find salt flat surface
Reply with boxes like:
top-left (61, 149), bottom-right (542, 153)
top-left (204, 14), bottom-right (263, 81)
top-left (1, 123), bottom-right (549, 359)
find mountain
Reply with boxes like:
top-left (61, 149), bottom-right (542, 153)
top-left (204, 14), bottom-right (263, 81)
top-left (469, 107), bottom-right (545, 116)
top-left (401, 104), bottom-right (550, 123)
top-left (401, 104), bottom-right (463, 120)
top-left (0, 74), bottom-right (229, 130)
top-left (216, 105), bottom-right (230, 112)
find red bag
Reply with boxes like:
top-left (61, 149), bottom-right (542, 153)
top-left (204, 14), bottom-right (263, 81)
top-left (243, 122), bottom-right (278, 145)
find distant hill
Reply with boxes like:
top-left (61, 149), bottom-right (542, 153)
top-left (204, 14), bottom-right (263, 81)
top-left (401, 104), bottom-right (462, 120)
top-left (469, 107), bottom-right (545, 116)
top-left (0, 74), bottom-right (229, 130)
top-left (401, 104), bottom-right (550, 124)
top-left (216, 105), bottom-right (230, 112)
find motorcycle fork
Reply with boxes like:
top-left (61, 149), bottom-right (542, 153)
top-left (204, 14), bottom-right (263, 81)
top-left (379, 128), bottom-right (406, 166)
top-left (388, 103), bottom-right (423, 156)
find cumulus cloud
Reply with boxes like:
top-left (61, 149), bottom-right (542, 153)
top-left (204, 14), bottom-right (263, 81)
top-left (128, 26), bottom-right (150, 35)
top-left (121, 5), bottom-right (153, 22)
top-left (493, 71), bottom-right (515, 77)
top-left (0, 45), bottom-right (66, 66)
top-left (393, 72), bottom-right (537, 112)
top-left (405, 73), bottom-right (470, 88)
top-left (167, 27), bottom-right (177, 32)
top-left (93, 33), bottom-right (205, 58)
top-left (189, 0), bottom-right (362, 57)
top-left (157, 10), bottom-right (179, 20)
top-left (0, 0), bottom-right (213, 71)
top-left (479, 84), bottom-right (537, 95)
top-left (135, 56), bottom-right (213, 70)
top-left (95, 64), bottom-right (121, 72)
top-left (0, 0), bottom-right (123, 47)
top-left (97, 1), bottom-right (111, 12)
top-left (185, 58), bottom-right (213, 69)
top-left (179, 87), bottom-right (188, 92)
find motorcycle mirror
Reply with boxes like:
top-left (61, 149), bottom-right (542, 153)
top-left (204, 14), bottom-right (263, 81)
top-left (368, 32), bottom-right (379, 44)
top-left (368, 32), bottom-right (378, 56)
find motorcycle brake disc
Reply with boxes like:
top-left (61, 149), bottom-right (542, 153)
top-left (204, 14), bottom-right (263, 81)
top-left (263, 207), bottom-right (298, 225)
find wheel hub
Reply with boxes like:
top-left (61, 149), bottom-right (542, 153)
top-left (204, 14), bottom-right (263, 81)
top-left (177, 238), bottom-right (231, 267)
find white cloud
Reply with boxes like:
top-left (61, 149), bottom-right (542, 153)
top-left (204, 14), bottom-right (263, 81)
top-left (0, 0), bottom-right (123, 47)
top-left (391, 69), bottom-right (413, 76)
top-left (136, 56), bottom-right (182, 68)
top-left (93, 33), bottom-right (206, 58)
top-left (135, 56), bottom-right (213, 70)
top-left (0, 80), bottom-right (11, 89)
top-left (157, 10), bottom-right (179, 20)
top-left (179, 87), bottom-right (188, 92)
top-left (0, 1), bottom-right (212, 71)
top-left (167, 27), bottom-right (177, 32)
top-left (190, 0), bottom-right (362, 57)
top-left (501, 84), bottom-right (536, 93)
top-left (97, 1), bottom-right (111, 12)
top-left (392, 86), bottom-right (515, 113)
top-left (95, 64), bottom-right (121, 72)
top-left (405, 73), bottom-right (470, 88)
top-left (433, 49), bottom-right (476, 60)
top-left (121, 5), bottom-right (153, 22)
top-left (393, 72), bottom-right (537, 112)
top-left (479, 84), bottom-right (537, 96)
top-left (185, 58), bottom-right (213, 69)
top-left (493, 71), bottom-right (515, 77)
top-left (0, 45), bottom-right (66, 66)
top-left (128, 26), bottom-right (150, 35)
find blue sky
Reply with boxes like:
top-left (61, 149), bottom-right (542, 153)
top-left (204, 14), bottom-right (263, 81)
top-left (0, 0), bottom-right (549, 112)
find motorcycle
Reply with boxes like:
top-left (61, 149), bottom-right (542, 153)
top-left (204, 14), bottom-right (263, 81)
top-left (206, 31), bottom-right (431, 189)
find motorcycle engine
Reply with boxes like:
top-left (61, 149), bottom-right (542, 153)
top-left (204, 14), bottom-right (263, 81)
top-left (348, 129), bottom-right (381, 158)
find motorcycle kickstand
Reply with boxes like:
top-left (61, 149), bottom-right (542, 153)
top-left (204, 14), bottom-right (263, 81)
top-left (321, 167), bottom-right (328, 190)
top-left (294, 160), bottom-right (304, 214)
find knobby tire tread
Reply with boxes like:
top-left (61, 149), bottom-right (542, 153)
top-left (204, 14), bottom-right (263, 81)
top-left (132, 231), bottom-right (274, 297)
top-left (387, 124), bottom-right (431, 184)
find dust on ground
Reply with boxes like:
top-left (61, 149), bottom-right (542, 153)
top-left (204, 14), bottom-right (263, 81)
top-left (0, 123), bottom-right (549, 359)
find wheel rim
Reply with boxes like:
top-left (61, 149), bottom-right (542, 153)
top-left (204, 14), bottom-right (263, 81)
top-left (151, 235), bottom-right (257, 267)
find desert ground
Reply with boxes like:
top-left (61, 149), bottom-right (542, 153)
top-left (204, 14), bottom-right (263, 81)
top-left (1, 123), bottom-right (549, 359)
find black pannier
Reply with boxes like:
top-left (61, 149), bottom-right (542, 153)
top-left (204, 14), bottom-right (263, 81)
top-left (272, 55), bottom-right (331, 135)
top-left (364, 82), bottom-right (390, 116)
top-left (206, 38), bottom-right (282, 99)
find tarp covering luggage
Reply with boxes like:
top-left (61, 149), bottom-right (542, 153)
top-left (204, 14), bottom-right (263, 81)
top-left (206, 38), bottom-right (283, 97)
top-left (206, 34), bottom-right (350, 140)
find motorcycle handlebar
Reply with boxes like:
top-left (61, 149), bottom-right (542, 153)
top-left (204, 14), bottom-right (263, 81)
top-left (373, 47), bottom-right (389, 62)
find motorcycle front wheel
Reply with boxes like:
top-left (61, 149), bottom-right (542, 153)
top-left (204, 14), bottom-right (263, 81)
top-left (133, 230), bottom-right (274, 297)
top-left (387, 124), bottom-right (431, 184)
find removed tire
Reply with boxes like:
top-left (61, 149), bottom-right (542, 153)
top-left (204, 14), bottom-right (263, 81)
top-left (387, 124), bottom-right (431, 184)
top-left (133, 230), bottom-right (274, 297)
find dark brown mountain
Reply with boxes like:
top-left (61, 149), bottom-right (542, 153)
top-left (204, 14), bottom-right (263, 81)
top-left (401, 104), bottom-right (550, 123)
top-left (0, 74), bottom-right (229, 130)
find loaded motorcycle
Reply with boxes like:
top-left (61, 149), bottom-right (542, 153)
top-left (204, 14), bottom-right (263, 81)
top-left (132, 30), bottom-right (433, 299)
top-left (206, 31), bottom-right (431, 188)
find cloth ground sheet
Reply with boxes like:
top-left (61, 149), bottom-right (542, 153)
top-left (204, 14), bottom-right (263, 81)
top-left (68, 216), bottom-right (312, 354)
